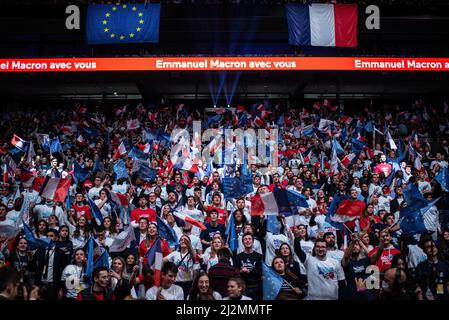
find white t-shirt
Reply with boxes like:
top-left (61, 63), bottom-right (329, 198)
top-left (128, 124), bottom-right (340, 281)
top-left (61, 264), bottom-right (90, 298)
top-left (418, 180), bottom-right (432, 194)
top-left (179, 233), bottom-right (202, 253)
top-left (223, 295), bottom-right (252, 300)
top-left (88, 187), bottom-right (102, 200)
top-left (265, 232), bottom-right (290, 265)
top-left (33, 204), bottom-right (64, 222)
top-left (304, 255), bottom-right (345, 300)
top-left (406, 244), bottom-right (428, 269)
top-left (326, 249), bottom-right (345, 262)
top-left (423, 205), bottom-right (440, 232)
top-left (94, 199), bottom-right (112, 219)
top-left (165, 251), bottom-right (200, 282)
top-left (237, 236), bottom-right (262, 255)
top-left (145, 284), bottom-right (184, 300)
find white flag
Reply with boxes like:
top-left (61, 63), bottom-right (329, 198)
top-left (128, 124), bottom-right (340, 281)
top-left (108, 226), bottom-right (136, 253)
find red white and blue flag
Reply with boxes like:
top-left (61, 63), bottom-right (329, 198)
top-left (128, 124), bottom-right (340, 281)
top-left (332, 199), bottom-right (366, 223)
top-left (38, 176), bottom-right (71, 202)
top-left (286, 4), bottom-right (357, 47)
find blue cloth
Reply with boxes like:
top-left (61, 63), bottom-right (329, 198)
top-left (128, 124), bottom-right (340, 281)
top-left (273, 188), bottom-right (294, 217)
top-left (286, 189), bottom-right (309, 215)
top-left (262, 262), bottom-right (284, 300)
top-left (23, 221), bottom-right (51, 250)
top-left (156, 215), bottom-right (179, 248)
top-left (435, 167), bottom-right (449, 192)
top-left (225, 214), bottom-right (239, 252)
top-left (146, 238), bottom-right (162, 268)
top-left (222, 175), bottom-right (253, 199)
top-left (49, 137), bottom-right (63, 154)
top-left (285, 4), bottom-right (311, 46)
top-left (87, 195), bottom-right (104, 226)
top-left (128, 146), bottom-right (148, 161)
top-left (93, 158), bottom-right (104, 173)
top-left (113, 159), bottom-right (129, 180)
top-left (87, 4), bottom-right (160, 45)
top-left (73, 161), bottom-right (89, 185)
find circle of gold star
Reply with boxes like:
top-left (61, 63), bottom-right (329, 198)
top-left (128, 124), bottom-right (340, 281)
top-left (101, 5), bottom-right (145, 40)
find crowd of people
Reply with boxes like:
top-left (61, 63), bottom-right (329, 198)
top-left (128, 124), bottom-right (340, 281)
top-left (0, 97), bottom-right (449, 301)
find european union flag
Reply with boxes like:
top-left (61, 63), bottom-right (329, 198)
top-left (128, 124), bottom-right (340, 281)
top-left (128, 146), bottom-right (147, 161)
top-left (262, 262), bottom-right (283, 300)
top-left (73, 161), bottom-right (89, 185)
top-left (49, 137), bottom-right (63, 154)
top-left (222, 175), bottom-right (253, 199)
top-left (273, 189), bottom-right (294, 217)
top-left (435, 167), bottom-right (449, 192)
top-left (93, 158), bottom-right (104, 173)
top-left (87, 4), bottom-right (160, 45)
top-left (114, 159), bottom-right (129, 180)
top-left (156, 215), bottom-right (179, 248)
top-left (225, 214), bottom-right (239, 252)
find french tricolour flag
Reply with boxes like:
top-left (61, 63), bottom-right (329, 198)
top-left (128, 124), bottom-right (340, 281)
top-left (11, 134), bottom-right (28, 151)
top-left (286, 4), bottom-right (357, 47)
top-left (39, 176), bottom-right (71, 202)
top-left (172, 211), bottom-right (206, 231)
top-left (250, 192), bottom-right (279, 216)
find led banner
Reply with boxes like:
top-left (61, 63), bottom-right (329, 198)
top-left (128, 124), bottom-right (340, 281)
top-left (1, 57), bottom-right (449, 72)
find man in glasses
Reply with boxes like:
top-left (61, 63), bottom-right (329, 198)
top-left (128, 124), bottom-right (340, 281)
top-left (415, 239), bottom-right (449, 300)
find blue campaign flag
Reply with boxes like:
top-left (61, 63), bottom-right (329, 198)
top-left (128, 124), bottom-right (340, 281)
top-left (144, 129), bottom-right (159, 142)
top-left (332, 138), bottom-right (345, 155)
top-left (87, 3), bottom-right (160, 45)
top-left (341, 126), bottom-right (347, 143)
top-left (61, 143), bottom-right (72, 153)
top-left (222, 175), bottom-right (253, 199)
top-left (351, 137), bottom-right (368, 152)
top-left (49, 137), bottom-right (63, 154)
top-left (266, 215), bottom-right (281, 235)
top-left (403, 184), bottom-right (428, 211)
top-left (93, 158), bottom-right (104, 173)
top-left (225, 214), bottom-right (239, 252)
top-left (73, 161), bottom-right (89, 185)
top-left (435, 167), bottom-right (449, 192)
top-left (65, 194), bottom-right (71, 211)
top-left (277, 114), bottom-right (285, 126)
top-left (400, 197), bottom-right (440, 235)
top-left (156, 215), bottom-right (179, 248)
top-left (128, 146), bottom-right (148, 161)
top-left (325, 193), bottom-right (344, 230)
top-left (85, 237), bottom-right (94, 281)
top-left (146, 238), bottom-right (162, 268)
top-left (87, 195), bottom-right (103, 226)
top-left (36, 133), bottom-right (50, 151)
top-left (262, 262), bottom-right (284, 300)
top-left (286, 189), bottom-right (309, 215)
top-left (320, 151), bottom-right (325, 170)
top-left (83, 127), bottom-right (99, 139)
top-left (23, 221), bottom-right (51, 250)
top-left (135, 161), bottom-right (156, 181)
top-left (273, 188), bottom-right (294, 217)
top-left (113, 159), bottom-right (129, 180)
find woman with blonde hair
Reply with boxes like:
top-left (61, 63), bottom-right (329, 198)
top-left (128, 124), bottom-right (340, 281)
top-left (202, 234), bottom-right (225, 271)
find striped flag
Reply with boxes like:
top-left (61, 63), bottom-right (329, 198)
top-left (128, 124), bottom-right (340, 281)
top-left (38, 176), bottom-right (71, 202)
top-left (286, 3), bottom-right (357, 47)
top-left (146, 238), bottom-right (163, 287)
top-left (250, 192), bottom-right (279, 216)
top-left (11, 134), bottom-right (28, 151)
top-left (172, 211), bottom-right (206, 231)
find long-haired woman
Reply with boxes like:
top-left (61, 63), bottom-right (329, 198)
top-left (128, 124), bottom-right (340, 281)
top-left (60, 248), bottom-right (90, 300)
top-left (110, 256), bottom-right (131, 300)
top-left (138, 223), bottom-right (171, 265)
top-left (271, 256), bottom-right (306, 300)
top-left (187, 271), bottom-right (222, 300)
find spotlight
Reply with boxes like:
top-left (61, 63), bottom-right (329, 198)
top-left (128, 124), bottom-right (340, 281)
top-left (113, 91), bottom-right (118, 96)
top-left (214, 105), bottom-right (217, 108)
top-left (227, 104), bottom-right (230, 108)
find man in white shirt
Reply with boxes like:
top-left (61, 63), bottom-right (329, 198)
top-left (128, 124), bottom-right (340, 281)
top-left (323, 232), bottom-right (344, 262)
top-left (145, 262), bottom-right (184, 300)
top-left (87, 177), bottom-right (103, 200)
top-left (430, 152), bottom-right (448, 170)
top-left (294, 238), bottom-right (345, 300)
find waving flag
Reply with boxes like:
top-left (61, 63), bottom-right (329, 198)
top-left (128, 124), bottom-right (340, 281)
top-left (73, 161), bottom-right (89, 185)
top-left (87, 195), bottom-right (103, 226)
top-left (435, 167), bottom-right (449, 192)
top-left (87, 3), bottom-right (160, 45)
top-left (332, 138), bottom-right (345, 155)
top-left (113, 159), bottom-right (129, 180)
top-left (225, 214), bottom-right (239, 252)
top-left (250, 192), bottom-right (279, 216)
top-left (156, 215), bottom-right (179, 248)
top-left (146, 238), bottom-right (163, 287)
top-left (262, 263), bottom-right (284, 300)
top-left (128, 146), bottom-right (148, 161)
top-left (11, 134), bottom-right (28, 151)
top-left (286, 3), bottom-right (357, 47)
top-left (222, 175), bottom-right (254, 199)
top-left (172, 211), bottom-right (206, 231)
top-left (85, 237), bottom-right (110, 281)
top-left (36, 133), bottom-right (50, 151)
top-left (93, 158), bottom-right (104, 173)
top-left (286, 189), bottom-right (309, 215)
top-left (39, 177), bottom-right (71, 202)
top-left (132, 160), bottom-right (156, 181)
top-left (332, 199), bottom-right (366, 223)
top-left (107, 190), bottom-right (129, 207)
top-left (109, 226), bottom-right (136, 253)
top-left (273, 188), bottom-right (294, 217)
top-left (49, 137), bottom-right (63, 154)
top-left (23, 221), bottom-right (51, 250)
top-left (325, 195), bottom-right (344, 230)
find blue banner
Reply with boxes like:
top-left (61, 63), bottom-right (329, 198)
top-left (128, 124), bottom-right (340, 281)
top-left (87, 4), bottom-right (160, 45)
